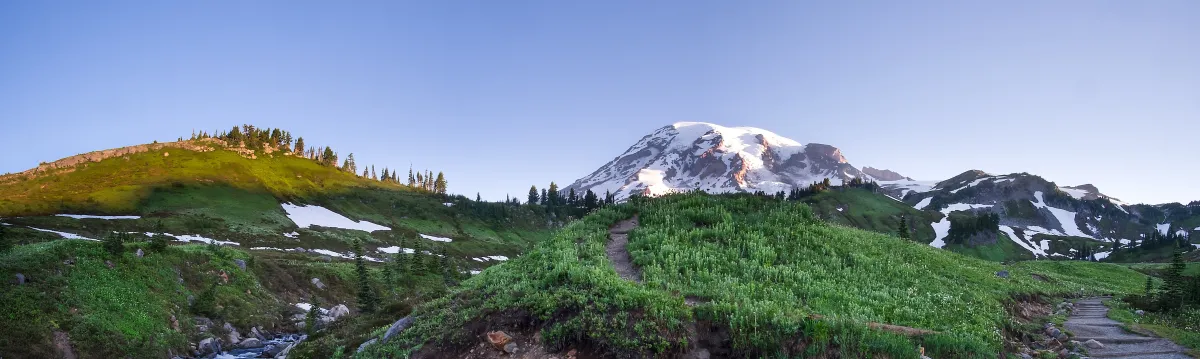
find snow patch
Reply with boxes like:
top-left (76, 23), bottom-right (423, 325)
top-left (1094, 251), bottom-right (1111, 260)
top-left (1000, 226), bottom-right (1046, 257)
top-left (377, 246), bottom-right (415, 254)
top-left (1156, 223), bottom-right (1171, 235)
top-left (1030, 191), bottom-right (1093, 239)
top-left (56, 214), bottom-right (141, 220)
top-left (29, 227), bottom-right (97, 241)
top-left (443, 202), bottom-right (454, 207)
top-left (473, 256), bottom-right (509, 262)
top-left (281, 203), bottom-right (390, 232)
top-left (1060, 188), bottom-right (1089, 200)
top-left (419, 234), bottom-right (452, 242)
top-left (283, 231), bottom-right (299, 238)
top-left (929, 203), bottom-right (994, 248)
top-left (914, 197), bottom-right (933, 210)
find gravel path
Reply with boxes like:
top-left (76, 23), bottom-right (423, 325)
top-left (1064, 297), bottom-right (1192, 359)
top-left (605, 216), bottom-right (642, 283)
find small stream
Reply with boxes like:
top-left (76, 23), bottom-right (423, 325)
top-left (213, 334), bottom-right (301, 359)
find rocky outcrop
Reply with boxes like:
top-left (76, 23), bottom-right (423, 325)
top-left (862, 167), bottom-right (910, 181)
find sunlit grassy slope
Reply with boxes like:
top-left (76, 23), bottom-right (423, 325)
top-left (0, 146), bottom-right (383, 216)
top-left (361, 193), bottom-right (1148, 358)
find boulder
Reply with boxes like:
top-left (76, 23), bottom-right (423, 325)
top-left (262, 344), bottom-right (283, 357)
top-left (1084, 339), bottom-right (1104, 349)
top-left (356, 338), bottom-right (378, 353)
top-left (311, 277), bottom-right (326, 290)
top-left (105, 260), bottom-right (114, 269)
top-left (224, 323), bottom-right (241, 344)
top-left (995, 270), bottom-right (1009, 278)
top-left (251, 326), bottom-right (265, 340)
top-left (136, 248), bottom-right (144, 258)
top-left (329, 304), bottom-right (350, 319)
top-left (238, 338), bottom-right (262, 349)
top-left (382, 316), bottom-right (414, 342)
top-left (1135, 310), bottom-right (1145, 316)
top-left (15, 273), bottom-right (25, 285)
top-left (233, 259), bottom-right (246, 270)
top-left (487, 331), bottom-right (513, 350)
top-left (197, 338), bottom-right (220, 356)
top-left (504, 342), bottom-right (518, 354)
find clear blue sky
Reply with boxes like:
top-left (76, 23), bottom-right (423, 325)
top-left (2, 1), bottom-right (1197, 204)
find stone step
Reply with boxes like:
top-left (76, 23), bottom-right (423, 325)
top-left (1090, 349), bottom-right (1187, 358)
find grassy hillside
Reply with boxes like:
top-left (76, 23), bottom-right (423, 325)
top-left (802, 188), bottom-right (939, 242)
top-left (359, 193), bottom-right (1149, 358)
top-left (0, 136), bottom-right (558, 357)
top-left (804, 188), bottom-right (1035, 262)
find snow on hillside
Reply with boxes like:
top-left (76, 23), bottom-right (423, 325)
top-left (1157, 223), bottom-right (1171, 235)
top-left (419, 234), bottom-right (452, 242)
top-left (1060, 188), bottom-right (1089, 200)
top-left (1000, 226), bottom-right (1046, 257)
top-left (1030, 191), bottom-right (1093, 239)
top-left (377, 246), bottom-right (415, 254)
top-left (914, 197), bottom-right (933, 210)
top-left (878, 179), bottom-right (937, 199)
top-left (929, 203), bottom-right (994, 248)
top-left (281, 203), bottom-right (390, 232)
top-left (30, 227), bottom-right (97, 241)
top-left (56, 214), bottom-right (141, 220)
top-left (565, 122), bottom-right (865, 200)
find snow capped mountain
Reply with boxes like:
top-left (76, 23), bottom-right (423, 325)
top-left (564, 122), bottom-right (866, 200)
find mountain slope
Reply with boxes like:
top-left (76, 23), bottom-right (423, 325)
top-left (0, 133), bottom-right (557, 358)
top-left (884, 170), bottom-right (1198, 261)
top-left (564, 122), bottom-right (868, 200)
top-left (358, 192), bottom-right (1148, 358)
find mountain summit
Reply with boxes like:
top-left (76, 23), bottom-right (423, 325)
top-left (564, 122), bottom-right (867, 199)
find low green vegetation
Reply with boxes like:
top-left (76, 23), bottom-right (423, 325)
top-left (801, 188), bottom-right (939, 243)
top-left (359, 193), bottom-right (1149, 358)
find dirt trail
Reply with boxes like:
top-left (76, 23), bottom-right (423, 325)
top-left (1064, 297), bottom-right (1192, 359)
top-left (605, 216), bottom-right (642, 283)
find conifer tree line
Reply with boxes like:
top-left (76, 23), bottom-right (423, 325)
top-left (186, 125), bottom-right (452, 195)
top-left (522, 182), bottom-right (616, 219)
top-left (1137, 251), bottom-right (1199, 312)
top-left (1109, 229), bottom-right (1192, 255)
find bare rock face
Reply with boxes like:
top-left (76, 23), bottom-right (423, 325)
top-left (564, 122), bottom-right (868, 200)
top-left (862, 167), bottom-right (910, 181)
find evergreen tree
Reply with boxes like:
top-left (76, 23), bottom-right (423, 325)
top-left (540, 189), bottom-right (548, 205)
top-left (381, 168), bottom-right (389, 182)
top-left (353, 240), bottom-right (378, 313)
top-left (568, 188), bottom-right (577, 207)
top-left (103, 232), bottom-right (126, 257)
top-left (304, 294), bottom-right (321, 335)
top-left (548, 182), bottom-right (559, 206)
top-left (192, 282), bottom-right (219, 317)
top-left (476, 193), bottom-right (482, 202)
top-left (341, 153), bottom-right (357, 173)
top-left (382, 257), bottom-right (395, 292)
top-left (528, 186), bottom-right (539, 205)
top-left (897, 216), bottom-right (910, 240)
top-left (434, 172), bottom-right (447, 195)
top-left (1161, 251), bottom-right (1187, 310)
top-left (584, 190), bottom-right (598, 212)
top-left (411, 239), bottom-right (425, 273)
top-left (228, 125), bottom-right (243, 145)
top-left (1145, 276), bottom-right (1155, 297)
top-left (321, 147), bottom-right (337, 166)
top-left (394, 242), bottom-right (409, 278)
top-left (372, 165), bottom-right (378, 180)
top-left (408, 166), bottom-right (415, 187)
